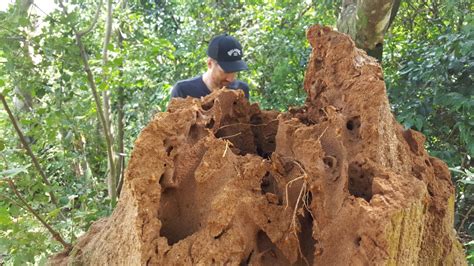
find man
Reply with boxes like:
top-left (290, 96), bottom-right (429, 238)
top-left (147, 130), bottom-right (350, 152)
top-left (170, 34), bottom-right (250, 99)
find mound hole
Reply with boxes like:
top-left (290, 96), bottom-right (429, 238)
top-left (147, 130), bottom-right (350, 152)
top-left (348, 162), bottom-right (373, 202)
top-left (355, 236), bottom-right (362, 247)
top-left (166, 146), bottom-right (173, 156)
top-left (205, 118), bottom-right (215, 129)
top-left (323, 155), bottom-right (337, 169)
top-left (260, 172), bottom-right (281, 204)
top-left (239, 250), bottom-right (253, 266)
top-left (202, 101), bottom-right (214, 111)
top-left (298, 192), bottom-right (315, 265)
top-left (256, 230), bottom-right (290, 265)
top-left (214, 114), bottom-right (278, 159)
top-left (346, 116), bottom-right (361, 131)
top-left (299, 116), bottom-right (316, 126)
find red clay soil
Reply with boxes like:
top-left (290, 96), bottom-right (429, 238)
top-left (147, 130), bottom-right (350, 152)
top-left (50, 25), bottom-right (466, 265)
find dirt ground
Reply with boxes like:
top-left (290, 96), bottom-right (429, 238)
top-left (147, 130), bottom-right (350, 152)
top-left (50, 25), bottom-right (466, 265)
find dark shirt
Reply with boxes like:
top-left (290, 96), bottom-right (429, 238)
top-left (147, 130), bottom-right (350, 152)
top-left (171, 75), bottom-right (249, 99)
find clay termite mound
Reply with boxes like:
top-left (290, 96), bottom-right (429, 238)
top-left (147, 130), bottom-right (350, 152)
top-left (50, 25), bottom-right (466, 265)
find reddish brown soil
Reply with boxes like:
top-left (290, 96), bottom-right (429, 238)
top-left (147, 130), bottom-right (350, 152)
top-left (50, 25), bottom-right (466, 265)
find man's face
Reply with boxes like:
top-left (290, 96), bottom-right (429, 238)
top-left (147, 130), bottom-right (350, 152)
top-left (208, 59), bottom-right (237, 88)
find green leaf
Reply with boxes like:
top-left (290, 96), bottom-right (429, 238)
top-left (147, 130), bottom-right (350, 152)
top-left (111, 57), bottom-right (123, 67)
top-left (47, 208), bottom-right (61, 219)
top-left (0, 166), bottom-right (29, 178)
top-left (0, 207), bottom-right (12, 225)
top-left (403, 119), bottom-right (414, 129)
top-left (449, 167), bottom-right (465, 174)
top-left (457, 179), bottom-right (474, 185)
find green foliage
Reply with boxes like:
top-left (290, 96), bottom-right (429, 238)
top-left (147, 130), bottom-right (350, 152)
top-left (0, 1), bottom-right (112, 263)
top-left (0, 0), bottom-right (472, 263)
top-left (384, 0), bottom-right (473, 245)
top-left (385, 0), bottom-right (473, 164)
top-left (466, 240), bottom-right (474, 264)
top-left (451, 166), bottom-right (474, 243)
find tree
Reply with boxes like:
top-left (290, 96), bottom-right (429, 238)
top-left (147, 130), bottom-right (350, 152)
top-left (337, 0), bottom-right (401, 61)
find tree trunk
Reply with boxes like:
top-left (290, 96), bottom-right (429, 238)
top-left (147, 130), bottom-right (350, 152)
top-left (58, 0), bottom-right (117, 207)
top-left (102, 0), bottom-right (117, 203)
top-left (337, 0), bottom-right (401, 61)
top-left (115, 3), bottom-right (126, 195)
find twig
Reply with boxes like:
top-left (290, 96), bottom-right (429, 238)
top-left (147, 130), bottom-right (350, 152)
top-left (0, 193), bottom-right (24, 209)
top-left (284, 160), bottom-right (310, 228)
top-left (77, 0), bottom-right (104, 37)
top-left (170, 14), bottom-right (180, 31)
top-left (285, 175), bottom-right (305, 209)
top-left (317, 126), bottom-right (329, 142)
top-left (7, 179), bottom-right (71, 251)
top-left (283, 160), bottom-right (316, 266)
top-left (302, 190), bottom-right (315, 220)
top-left (290, 181), bottom-right (306, 230)
top-left (286, 172), bottom-right (310, 266)
top-left (57, 0), bottom-right (103, 37)
top-left (222, 140), bottom-right (231, 158)
top-left (458, 205), bottom-right (474, 231)
top-left (31, 2), bottom-right (59, 23)
top-left (57, 0), bottom-right (69, 18)
top-left (116, 159), bottom-right (125, 196)
top-left (219, 132), bottom-right (242, 139)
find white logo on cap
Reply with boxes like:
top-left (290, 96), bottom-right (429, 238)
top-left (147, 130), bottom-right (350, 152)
top-left (227, 49), bottom-right (241, 57)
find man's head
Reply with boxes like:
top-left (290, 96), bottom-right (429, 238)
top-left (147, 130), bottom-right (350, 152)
top-left (205, 34), bottom-right (248, 89)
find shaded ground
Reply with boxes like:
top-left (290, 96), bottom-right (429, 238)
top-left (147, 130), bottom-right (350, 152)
top-left (50, 25), bottom-right (466, 265)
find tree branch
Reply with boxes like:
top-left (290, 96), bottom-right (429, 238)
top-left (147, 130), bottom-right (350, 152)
top-left (0, 192), bottom-right (24, 209)
top-left (58, 0), bottom-right (118, 207)
top-left (171, 14), bottom-right (180, 31)
top-left (57, 0), bottom-right (103, 37)
top-left (387, 0), bottom-right (401, 30)
top-left (0, 93), bottom-right (58, 205)
top-left (77, 0), bottom-right (104, 37)
top-left (75, 35), bottom-right (117, 207)
top-left (7, 179), bottom-right (72, 251)
top-left (102, 0), bottom-right (113, 65)
top-left (279, 3), bottom-right (312, 29)
top-left (458, 205), bottom-right (473, 232)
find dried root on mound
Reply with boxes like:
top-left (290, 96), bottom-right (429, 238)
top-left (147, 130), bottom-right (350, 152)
top-left (49, 25), bottom-right (466, 266)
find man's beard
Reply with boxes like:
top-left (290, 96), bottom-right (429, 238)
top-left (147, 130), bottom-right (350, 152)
top-left (220, 80), bottom-right (231, 87)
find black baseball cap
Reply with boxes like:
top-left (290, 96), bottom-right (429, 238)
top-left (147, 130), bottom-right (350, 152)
top-left (206, 34), bottom-right (248, 73)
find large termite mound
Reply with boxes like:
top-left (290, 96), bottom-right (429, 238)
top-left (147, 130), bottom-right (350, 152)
top-left (50, 25), bottom-right (466, 265)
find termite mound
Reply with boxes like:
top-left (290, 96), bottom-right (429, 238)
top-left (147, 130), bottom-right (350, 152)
top-left (50, 25), bottom-right (466, 265)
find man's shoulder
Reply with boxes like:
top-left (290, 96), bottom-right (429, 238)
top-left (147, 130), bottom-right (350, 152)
top-left (229, 79), bottom-right (249, 90)
top-left (174, 76), bottom-right (203, 88)
top-left (171, 75), bottom-right (208, 98)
